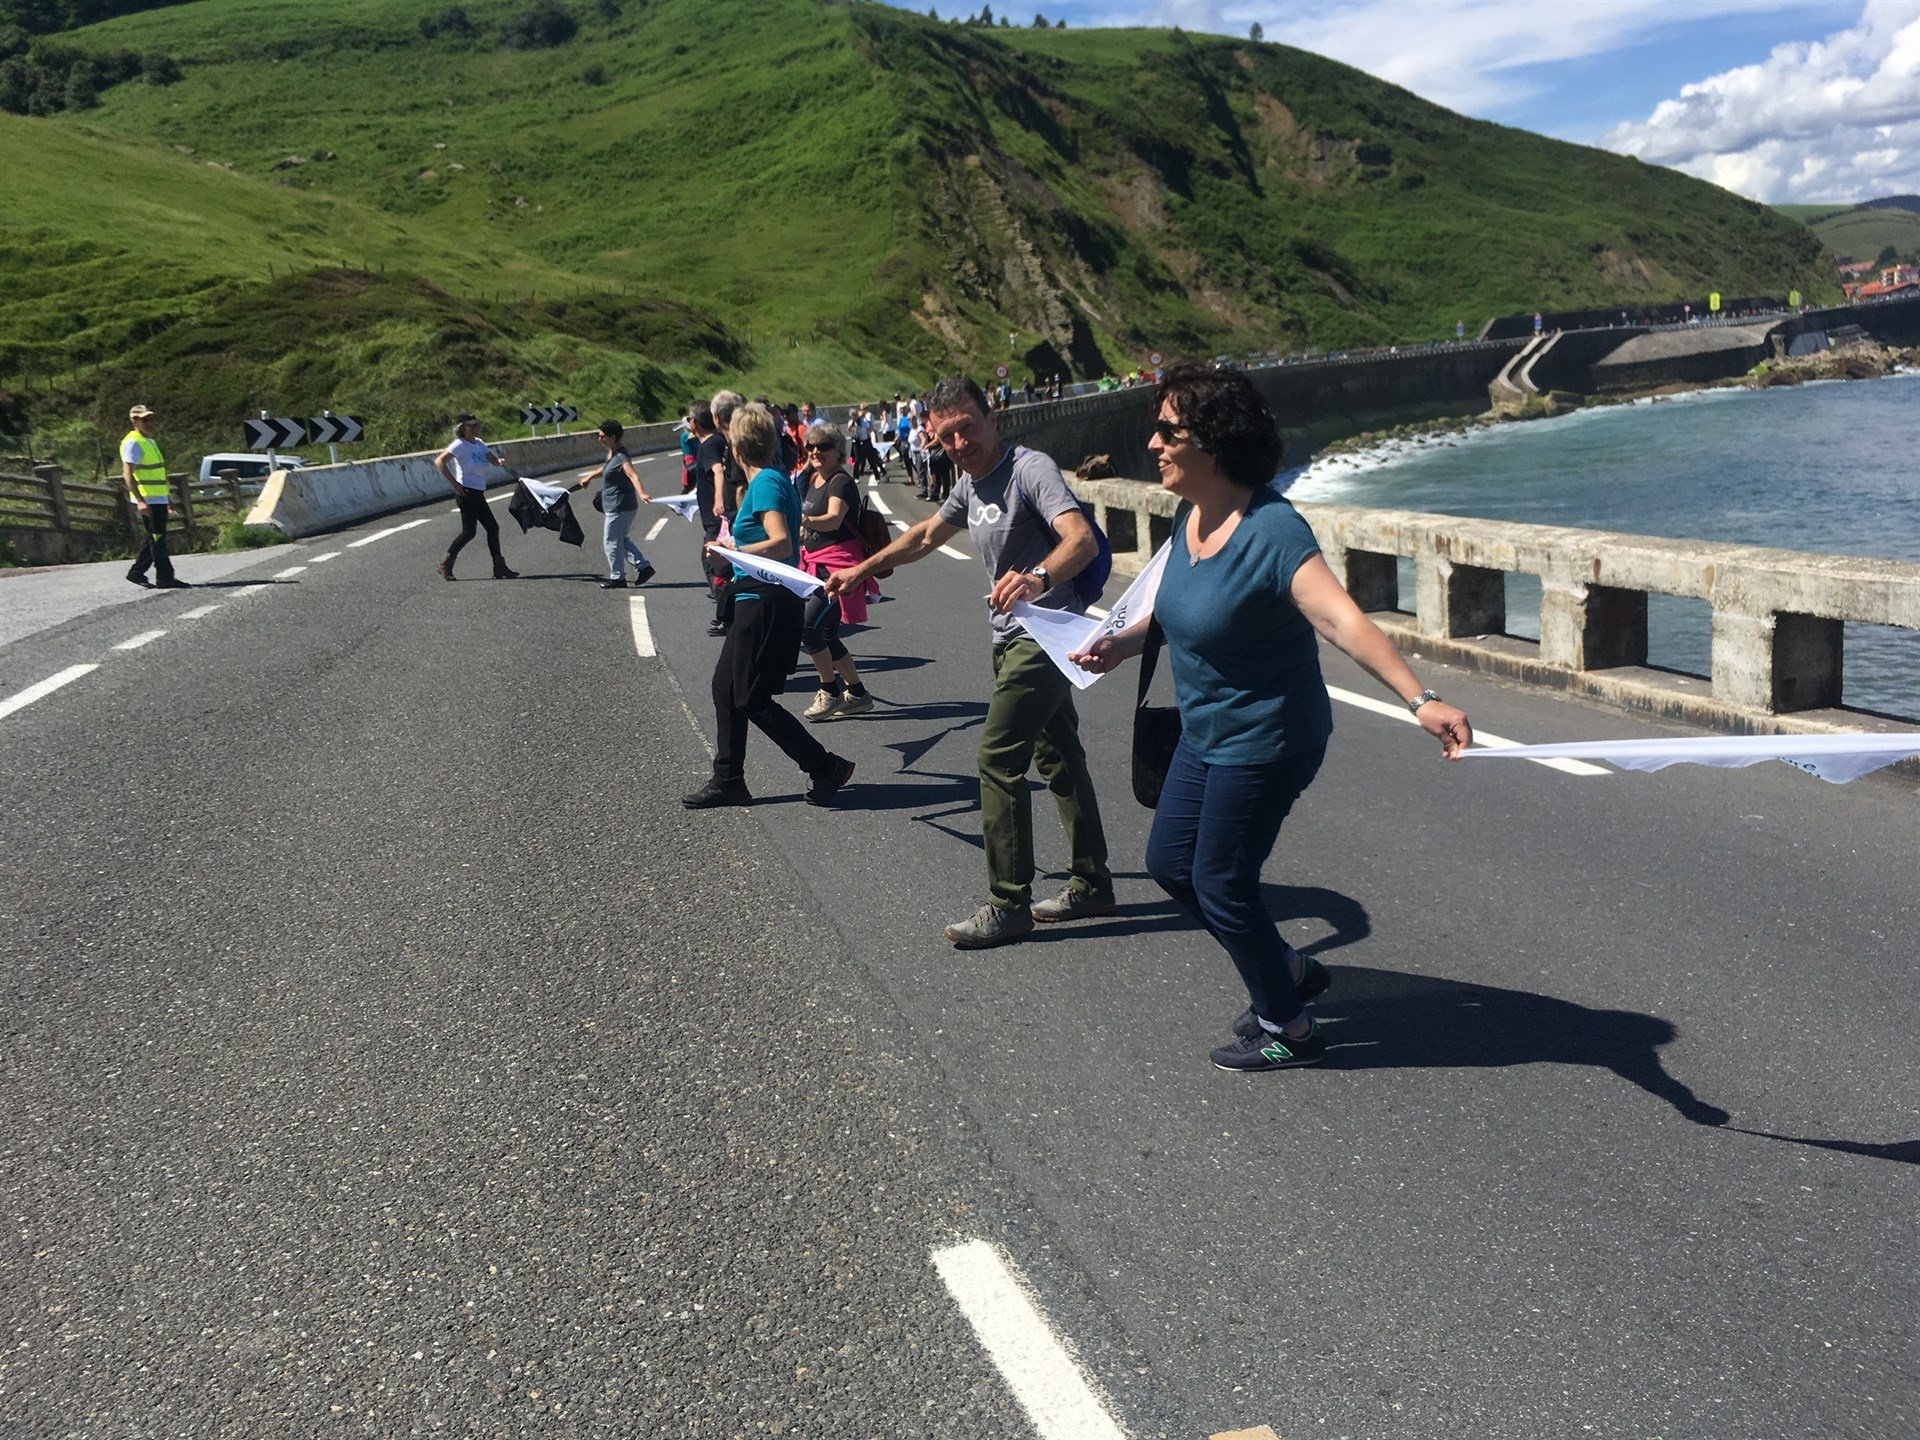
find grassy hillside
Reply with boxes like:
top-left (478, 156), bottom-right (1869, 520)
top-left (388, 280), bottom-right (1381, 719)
top-left (1778, 198), bottom-right (1920, 264)
top-left (0, 0), bottom-right (1839, 468)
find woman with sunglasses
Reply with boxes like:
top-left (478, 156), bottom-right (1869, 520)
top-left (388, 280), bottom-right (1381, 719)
top-left (1072, 364), bottom-right (1471, 1073)
top-left (795, 423), bottom-right (875, 721)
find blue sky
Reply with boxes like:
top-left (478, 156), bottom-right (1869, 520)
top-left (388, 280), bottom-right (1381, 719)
top-left (908, 0), bottom-right (1920, 204)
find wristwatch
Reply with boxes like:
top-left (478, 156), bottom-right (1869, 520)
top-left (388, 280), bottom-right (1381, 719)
top-left (1028, 565), bottom-right (1051, 589)
top-left (1407, 689), bottom-right (1442, 714)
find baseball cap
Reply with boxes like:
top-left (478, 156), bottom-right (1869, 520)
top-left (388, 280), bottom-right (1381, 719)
top-left (453, 412), bottom-right (479, 429)
top-left (128, 404), bottom-right (156, 419)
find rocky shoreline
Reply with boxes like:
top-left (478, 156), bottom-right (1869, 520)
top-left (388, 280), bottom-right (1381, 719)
top-left (1309, 339), bottom-right (1920, 468)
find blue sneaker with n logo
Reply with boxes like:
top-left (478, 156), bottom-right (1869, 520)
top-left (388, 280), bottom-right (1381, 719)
top-left (1211, 1016), bottom-right (1326, 1072)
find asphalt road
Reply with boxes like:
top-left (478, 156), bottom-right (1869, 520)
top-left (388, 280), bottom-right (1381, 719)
top-left (3, 468), bottom-right (1914, 1440)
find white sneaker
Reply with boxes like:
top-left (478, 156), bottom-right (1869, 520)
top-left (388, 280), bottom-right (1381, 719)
top-left (803, 688), bottom-right (843, 722)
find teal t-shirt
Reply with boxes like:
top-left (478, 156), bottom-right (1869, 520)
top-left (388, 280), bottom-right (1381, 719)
top-left (1154, 487), bottom-right (1334, 765)
top-left (730, 466), bottom-right (802, 584)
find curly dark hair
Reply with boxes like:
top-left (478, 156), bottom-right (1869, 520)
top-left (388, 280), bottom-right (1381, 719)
top-left (1153, 363), bottom-right (1284, 488)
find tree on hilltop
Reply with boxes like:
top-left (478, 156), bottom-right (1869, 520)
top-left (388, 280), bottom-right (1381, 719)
top-left (1249, 22), bottom-right (1263, 41)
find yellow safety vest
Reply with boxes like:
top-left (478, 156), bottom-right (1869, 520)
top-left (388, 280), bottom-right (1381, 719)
top-left (123, 430), bottom-right (168, 503)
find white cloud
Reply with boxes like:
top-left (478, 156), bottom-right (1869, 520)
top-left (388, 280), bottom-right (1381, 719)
top-left (1605, 0), bottom-right (1920, 201)
top-left (1100, 0), bottom-right (1827, 115)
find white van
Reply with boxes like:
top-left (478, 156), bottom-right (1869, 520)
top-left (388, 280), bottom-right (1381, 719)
top-left (197, 453), bottom-right (307, 487)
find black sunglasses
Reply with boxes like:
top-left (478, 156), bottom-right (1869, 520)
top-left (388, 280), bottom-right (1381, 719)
top-left (1150, 420), bottom-right (1195, 445)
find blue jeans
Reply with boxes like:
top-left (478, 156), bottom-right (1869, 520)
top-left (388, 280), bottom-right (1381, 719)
top-left (1145, 736), bottom-right (1326, 1027)
top-left (602, 505), bottom-right (648, 580)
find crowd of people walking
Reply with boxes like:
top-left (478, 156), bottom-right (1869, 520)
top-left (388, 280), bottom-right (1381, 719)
top-left (422, 366), bottom-right (1471, 1073)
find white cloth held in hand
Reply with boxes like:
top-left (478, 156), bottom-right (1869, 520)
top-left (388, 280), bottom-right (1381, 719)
top-left (1010, 538), bottom-right (1173, 690)
top-left (708, 544), bottom-right (823, 598)
top-left (1458, 732), bottom-right (1920, 784)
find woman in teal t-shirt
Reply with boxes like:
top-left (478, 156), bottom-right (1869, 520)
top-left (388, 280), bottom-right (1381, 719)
top-left (1074, 365), bottom-right (1472, 1073)
top-left (683, 402), bottom-right (854, 811)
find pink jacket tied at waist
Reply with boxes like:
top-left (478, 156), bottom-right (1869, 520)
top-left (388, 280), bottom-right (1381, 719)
top-left (799, 538), bottom-right (877, 625)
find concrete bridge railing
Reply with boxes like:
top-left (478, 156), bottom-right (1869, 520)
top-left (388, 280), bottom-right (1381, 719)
top-left (1070, 476), bottom-right (1920, 738)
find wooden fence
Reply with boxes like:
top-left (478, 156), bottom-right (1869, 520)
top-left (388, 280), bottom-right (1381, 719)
top-left (0, 461), bottom-right (262, 548)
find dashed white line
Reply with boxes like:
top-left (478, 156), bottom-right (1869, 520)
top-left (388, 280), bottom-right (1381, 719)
top-left (114, 630), bottom-right (167, 651)
top-left (233, 583), bottom-right (270, 598)
top-left (868, 493), bottom-right (894, 517)
top-left (645, 516), bottom-right (670, 542)
top-left (272, 565), bottom-right (308, 580)
top-left (0, 664), bottom-right (99, 721)
top-left (347, 517), bottom-right (434, 548)
top-left (1085, 605), bottom-right (1109, 621)
top-left (931, 1240), bottom-right (1128, 1440)
top-left (1323, 684), bottom-right (1610, 776)
top-left (938, 543), bottom-right (970, 560)
top-left (629, 594), bottom-right (656, 657)
top-left (310, 551), bottom-right (342, 564)
top-left (178, 604), bottom-right (221, 619)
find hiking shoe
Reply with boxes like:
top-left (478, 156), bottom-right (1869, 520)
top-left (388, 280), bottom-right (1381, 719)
top-left (682, 777), bottom-right (752, 809)
top-left (1211, 1018), bottom-right (1326, 1072)
top-left (492, 566), bottom-right (519, 580)
top-left (436, 555), bottom-right (455, 581)
top-left (943, 902), bottom-right (1035, 949)
top-left (803, 688), bottom-right (843, 722)
top-left (1233, 955), bottom-right (1331, 1038)
top-left (805, 755), bottom-right (855, 806)
top-left (599, 577), bottom-right (627, 590)
top-left (1031, 884), bottom-right (1117, 924)
top-left (125, 569), bottom-right (150, 587)
top-left (156, 578), bottom-right (193, 589)
top-left (632, 564), bottom-right (656, 586)
top-left (835, 690), bottom-right (874, 718)
top-left (707, 620), bottom-right (729, 638)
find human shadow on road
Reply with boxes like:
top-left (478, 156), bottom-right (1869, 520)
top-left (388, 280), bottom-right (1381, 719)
top-left (1721, 1127), bottom-right (1919, 1166)
top-left (1315, 964), bottom-right (1731, 1127)
top-left (191, 578), bottom-right (296, 589)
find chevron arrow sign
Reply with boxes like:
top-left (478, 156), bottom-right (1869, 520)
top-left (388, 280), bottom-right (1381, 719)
top-left (243, 416), bottom-right (306, 450)
top-left (307, 414), bottom-right (364, 445)
top-left (519, 405), bottom-right (578, 426)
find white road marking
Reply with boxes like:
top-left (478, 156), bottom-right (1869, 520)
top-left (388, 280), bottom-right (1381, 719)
top-left (645, 516), bottom-right (670, 542)
top-left (931, 1240), bottom-right (1127, 1440)
top-left (272, 566), bottom-right (307, 580)
top-left (1085, 606), bottom-right (1109, 620)
top-left (114, 630), bottom-right (166, 651)
top-left (310, 551), bottom-right (341, 563)
top-left (233, 583), bottom-right (270, 598)
top-left (629, 595), bottom-right (655, 657)
top-left (0, 664), bottom-right (99, 721)
top-left (347, 517), bottom-right (434, 548)
top-left (178, 604), bottom-right (221, 619)
top-left (938, 543), bottom-right (970, 560)
top-left (1323, 684), bottom-right (1611, 776)
top-left (488, 491), bottom-right (510, 505)
top-left (869, 493), bottom-right (893, 517)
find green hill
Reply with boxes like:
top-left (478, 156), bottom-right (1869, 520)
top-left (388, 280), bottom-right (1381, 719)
top-left (1, 0), bottom-right (1838, 467)
top-left (1777, 197), bottom-right (1920, 264)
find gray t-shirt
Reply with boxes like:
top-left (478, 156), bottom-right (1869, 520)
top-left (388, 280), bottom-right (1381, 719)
top-left (938, 444), bottom-right (1086, 643)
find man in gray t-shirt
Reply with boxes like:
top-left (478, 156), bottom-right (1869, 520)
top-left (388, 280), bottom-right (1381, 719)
top-left (826, 374), bottom-right (1112, 949)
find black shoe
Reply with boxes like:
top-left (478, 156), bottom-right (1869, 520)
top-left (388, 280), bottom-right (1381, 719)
top-left (1233, 955), bottom-right (1330, 1039)
top-left (437, 555), bottom-right (455, 581)
top-left (707, 620), bottom-right (729, 637)
top-left (600, 578), bottom-right (627, 589)
top-left (492, 566), bottom-right (519, 580)
top-left (632, 564), bottom-right (656, 586)
top-left (1211, 1017), bottom-right (1326, 1072)
top-left (125, 570), bottom-right (151, 587)
top-left (682, 777), bottom-right (752, 809)
top-left (156, 577), bottom-right (193, 589)
top-left (805, 755), bottom-right (855, 806)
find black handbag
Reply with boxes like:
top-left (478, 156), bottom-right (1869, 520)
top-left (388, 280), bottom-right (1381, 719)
top-left (1131, 615), bottom-right (1183, 808)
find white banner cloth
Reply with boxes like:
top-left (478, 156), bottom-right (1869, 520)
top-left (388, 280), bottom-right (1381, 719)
top-left (1010, 538), bottom-right (1173, 690)
top-left (1458, 732), bottom-right (1920, 784)
top-left (651, 493), bottom-right (701, 523)
top-left (519, 477), bottom-right (570, 510)
top-left (707, 544), bottom-right (823, 598)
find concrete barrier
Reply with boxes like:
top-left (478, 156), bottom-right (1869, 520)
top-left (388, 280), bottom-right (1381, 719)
top-left (1070, 476), bottom-right (1920, 745)
top-left (246, 421), bottom-right (682, 538)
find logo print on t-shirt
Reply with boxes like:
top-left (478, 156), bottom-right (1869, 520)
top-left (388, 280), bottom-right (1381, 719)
top-left (970, 501), bottom-right (1003, 527)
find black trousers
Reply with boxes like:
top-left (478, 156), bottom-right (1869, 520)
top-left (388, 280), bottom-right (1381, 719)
top-left (131, 503), bottom-right (175, 583)
top-left (447, 487), bottom-right (505, 567)
top-left (711, 584), bottom-right (831, 783)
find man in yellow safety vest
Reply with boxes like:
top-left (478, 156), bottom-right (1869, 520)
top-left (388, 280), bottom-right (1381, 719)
top-left (122, 403), bottom-right (189, 588)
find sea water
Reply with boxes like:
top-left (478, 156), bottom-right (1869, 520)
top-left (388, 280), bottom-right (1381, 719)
top-left (1286, 373), bottom-right (1920, 720)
